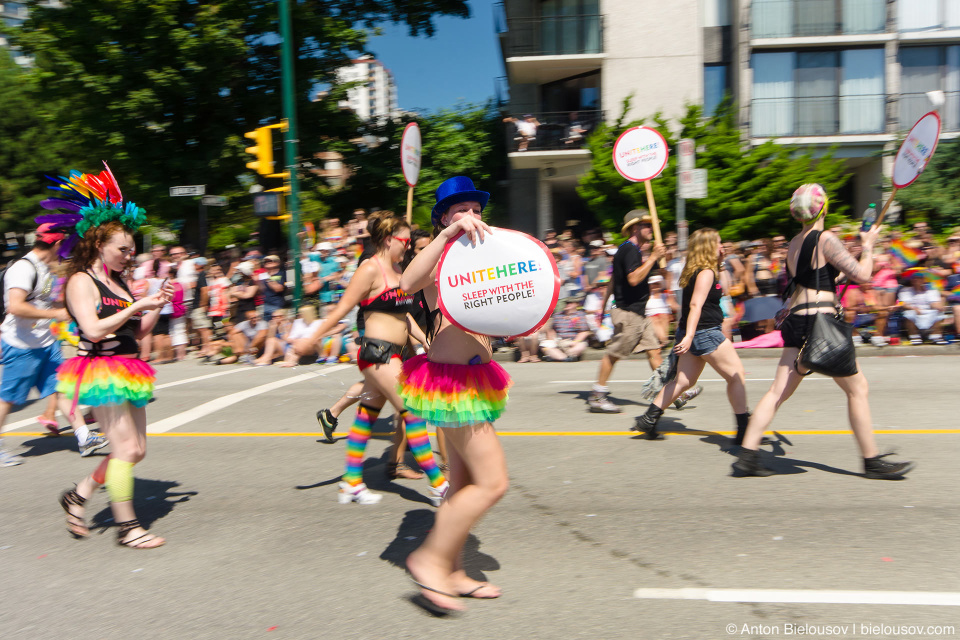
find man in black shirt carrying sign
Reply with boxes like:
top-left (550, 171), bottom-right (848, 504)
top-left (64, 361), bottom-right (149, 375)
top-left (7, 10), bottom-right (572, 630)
top-left (588, 210), bottom-right (665, 413)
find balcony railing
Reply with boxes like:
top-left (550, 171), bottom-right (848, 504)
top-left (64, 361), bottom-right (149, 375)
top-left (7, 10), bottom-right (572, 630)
top-left (504, 110), bottom-right (603, 153)
top-left (900, 91), bottom-right (960, 131)
top-left (752, 0), bottom-right (886, 38)
top-left (498, 10), bottom-right (604, 58)
top-left (751, 95), bottom-right (885, 137)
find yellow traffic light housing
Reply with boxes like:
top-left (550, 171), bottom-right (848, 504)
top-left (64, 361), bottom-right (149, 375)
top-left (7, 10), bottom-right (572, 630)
top-left (244, 126), bottom-right (274, 176)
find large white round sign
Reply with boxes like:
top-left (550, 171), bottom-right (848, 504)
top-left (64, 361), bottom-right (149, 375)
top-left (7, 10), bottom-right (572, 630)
top-left (893, 111), bottom-right (941, 189)
top-left (612, 126), bottom-right (669, 182)
top-left (437, 228), bottom-right (560, 337)
top-left (401, 122), bottom-right (422, 187)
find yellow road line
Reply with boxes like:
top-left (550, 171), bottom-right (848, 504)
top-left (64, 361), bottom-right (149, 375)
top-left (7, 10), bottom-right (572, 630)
top-left (7, 429), bottom-right (960, 438)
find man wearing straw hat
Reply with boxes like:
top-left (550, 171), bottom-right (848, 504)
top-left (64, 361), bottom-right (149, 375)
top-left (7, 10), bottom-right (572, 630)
top-left (587, 210), bottom-right (665, 413)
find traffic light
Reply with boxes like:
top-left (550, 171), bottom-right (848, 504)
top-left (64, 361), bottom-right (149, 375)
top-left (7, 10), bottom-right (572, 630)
top-left (244, 126), bottom-right (274, 175)
top-left (244, 123), bottom-right (289, 177)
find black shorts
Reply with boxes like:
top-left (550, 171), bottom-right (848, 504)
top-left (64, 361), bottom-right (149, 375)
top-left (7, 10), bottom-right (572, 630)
top-left (153, 315), bottom-right (171, 336)
top-left (780, 313), bottom-right (817, 349)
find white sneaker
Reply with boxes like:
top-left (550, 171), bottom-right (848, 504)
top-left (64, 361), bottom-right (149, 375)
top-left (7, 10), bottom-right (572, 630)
top-left (428, 481), bottom-right (450, 507)
top-left (870, 335), bottom-right (887, 346)
top-left (853, 334), bottom-right (864, 346)
top-left (338, 482), bottom-right (382, 505)
top-left (78, 432), bottom-right (109, 457)
top-left (588, 392), bottom-right (622, 413)
top-left (0, 448), bottom-right (24, 467)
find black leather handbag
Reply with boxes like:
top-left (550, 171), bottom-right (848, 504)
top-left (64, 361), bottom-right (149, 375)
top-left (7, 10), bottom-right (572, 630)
top-left (795, 237), bottom-right (858, 378)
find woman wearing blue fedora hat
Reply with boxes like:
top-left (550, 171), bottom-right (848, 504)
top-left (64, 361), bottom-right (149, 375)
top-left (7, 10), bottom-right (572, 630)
top-left (398, 176), bottom-right (512, 614)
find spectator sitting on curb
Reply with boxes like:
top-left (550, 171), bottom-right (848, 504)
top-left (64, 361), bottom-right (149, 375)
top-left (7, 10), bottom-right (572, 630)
top-left (541, 297), bottom-right (593, 362)
top-left (220, 309), bottom-right (268, 365)
top-left (898, 271), bottom-right (948, 345)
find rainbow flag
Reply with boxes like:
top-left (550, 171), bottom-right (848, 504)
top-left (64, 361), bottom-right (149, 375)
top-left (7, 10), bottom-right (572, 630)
top-left (949, 284), bottom-right (960, 299)
top-left (889, 239), bottom-right (923, 268)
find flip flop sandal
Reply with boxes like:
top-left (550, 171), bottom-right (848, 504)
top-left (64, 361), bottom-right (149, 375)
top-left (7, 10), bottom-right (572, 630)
top-left (37, 417), bottom-right (61, 436)
top-left (410, 580), bottom-right (461, 617)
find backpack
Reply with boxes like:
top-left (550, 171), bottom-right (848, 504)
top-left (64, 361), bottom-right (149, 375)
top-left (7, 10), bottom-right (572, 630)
top-left (0, 257), bottom-right (39, 323)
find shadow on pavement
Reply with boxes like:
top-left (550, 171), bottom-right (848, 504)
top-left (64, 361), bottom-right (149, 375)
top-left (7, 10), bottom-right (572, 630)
top-left (18, 434), bottom-right (83, 457)
top-left (296, 447), bottom-right (438, 506)
top-left (557, 389), bottom-right (647, 411)
top-left (87, 478), bottom-right (197, 531)
top-left (380, 509), bottom-right (500, 583)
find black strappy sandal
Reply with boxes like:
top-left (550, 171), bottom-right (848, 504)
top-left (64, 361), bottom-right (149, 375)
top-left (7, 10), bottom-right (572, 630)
top-left (59, 487), bottom-right (89, 539)
top-left (116, 519), bottom-right (165, 549)
top-left (410, 579), bottom-right (461, 617)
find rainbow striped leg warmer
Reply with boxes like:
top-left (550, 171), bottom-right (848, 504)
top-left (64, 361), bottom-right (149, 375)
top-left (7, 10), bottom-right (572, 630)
top-left (401, 410), bottom-right (445, 489)
top-left (342, 404), bottom-right (381, 487)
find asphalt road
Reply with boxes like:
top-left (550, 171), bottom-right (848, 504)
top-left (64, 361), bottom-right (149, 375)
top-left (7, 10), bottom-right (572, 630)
top-left (1, 354), bottom-right (958, 640)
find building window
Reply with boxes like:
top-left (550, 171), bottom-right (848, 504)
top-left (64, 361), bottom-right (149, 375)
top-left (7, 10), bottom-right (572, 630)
top-left (900, 45), bottom-right (960, 130)
top-left (900, 0), bottom-right (960, 31)
top-left (751, 48), bottom-right (885, 136)
top-left (540, 0), bottom-right (601, 55)
top-left (541, 70), bottom-right (600, 114)
top-left (703, 64), bottom-right (728, 116)
top-left (753, 0), bottom-right (885, 38)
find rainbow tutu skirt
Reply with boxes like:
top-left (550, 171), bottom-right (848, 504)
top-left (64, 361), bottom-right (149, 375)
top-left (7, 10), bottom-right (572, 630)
top-left (397, 354), bottom-right (512, 428)
top-left (56, 356), bottom-right (155, 408)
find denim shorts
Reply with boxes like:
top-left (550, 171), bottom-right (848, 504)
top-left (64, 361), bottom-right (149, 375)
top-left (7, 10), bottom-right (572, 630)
top-left (0, 341), bottom-right (63, 405)
top-left (675, 325), bottom-right (726, 357)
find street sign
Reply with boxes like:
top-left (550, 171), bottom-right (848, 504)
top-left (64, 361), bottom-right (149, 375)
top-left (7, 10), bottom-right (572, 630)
top-left (678, 138), bottom-right (695, 171)
top-left (201, 195), bottom-right (228, 207)
top-left (253, 192), bottom-right (283, 217)
top-left (679, 169), bottom-right (708, 199)
top-left (169, 185), bottom-right (206, 197)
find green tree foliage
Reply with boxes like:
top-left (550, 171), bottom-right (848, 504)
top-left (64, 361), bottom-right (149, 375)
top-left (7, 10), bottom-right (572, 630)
top-left (13, 0), bottom-right (470, 233)
top-left (320, 101), bottom-right (506, 228)
top-left (0, 55), bottom-right (80, 232)
top-left (577, 98), bottom-right (853, 241)
top-left (894, 138), bottom-right (960, 231)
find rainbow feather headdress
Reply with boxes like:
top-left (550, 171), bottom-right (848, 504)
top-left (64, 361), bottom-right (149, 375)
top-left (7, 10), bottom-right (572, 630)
top-left (35, 161), bottom-right (146, 259)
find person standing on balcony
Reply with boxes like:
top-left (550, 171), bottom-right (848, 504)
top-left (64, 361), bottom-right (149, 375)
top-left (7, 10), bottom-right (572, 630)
top-left (503, 114), bottom-right (539, 152)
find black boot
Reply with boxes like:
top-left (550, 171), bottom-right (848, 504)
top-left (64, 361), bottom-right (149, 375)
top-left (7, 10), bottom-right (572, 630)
top-left (733, 412), bottom-right (750, 447)
top-left (631, 404), bottom-right (665, 440)
top-left (732, 448), bottom-right (774, 477)
top-left (864, 454), bottom-right (914, 480)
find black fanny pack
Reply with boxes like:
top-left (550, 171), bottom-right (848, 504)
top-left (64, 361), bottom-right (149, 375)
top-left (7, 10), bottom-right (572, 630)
top-left (358, 337), bottom-right (404, 364)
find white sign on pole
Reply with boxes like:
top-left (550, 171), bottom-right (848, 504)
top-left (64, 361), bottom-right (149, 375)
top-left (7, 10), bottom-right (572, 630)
top-left (201, 195), bottom-right (228, 207)
top-left (169, 185), bottom-right (206, 197)
top-left (678, 138), bottom-right (695, 172)
top-left (679, 169), bottom-right (708, 199)
top-left (611, 126), bottom-right (669, 182)
top-left (892, 111), bottom-right (941, 189)
top-left (401, 122), bottom-right (422, 187)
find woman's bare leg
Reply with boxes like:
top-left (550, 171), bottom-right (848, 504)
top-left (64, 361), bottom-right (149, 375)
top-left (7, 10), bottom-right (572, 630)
top-left (832, 371), bottom-right (879, 459)
top-left (700, 340), bottom-right (747, 414)
top-left (741, 348), bottom-right (805, 450)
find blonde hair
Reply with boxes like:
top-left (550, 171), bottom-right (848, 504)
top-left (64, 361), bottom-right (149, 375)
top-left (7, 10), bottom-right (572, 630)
top-left (299, 305), bottom-right (318, 324)
top-left (367, 210), bottom-right (409, 249)
top-left (679, 228), bottom-right (721, 288)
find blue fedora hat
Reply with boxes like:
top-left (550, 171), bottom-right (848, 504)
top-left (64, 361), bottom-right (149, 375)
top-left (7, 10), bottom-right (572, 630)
top-left (431, 176), bottom-right (490, 226)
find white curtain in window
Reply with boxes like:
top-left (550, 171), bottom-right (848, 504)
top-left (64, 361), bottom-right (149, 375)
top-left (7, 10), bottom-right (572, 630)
top-left (840, 49), bottom-right (885, 133)
top-left (843, 0), bottom-right (886, 34)
top-left (946, 46), bottom-right (960, 130)
top-left (753, 0), bottom-right (792, 38)
top-left (900, 47), bottom-right (940, 128)
top-left (899, 0), bottom-right (939, 31)
top-left (753, 52), bottom-right (795, 136)
top-left (703, 0), bottom-right (730, 27)
top-left (946, 0), bottom-right (960, 28)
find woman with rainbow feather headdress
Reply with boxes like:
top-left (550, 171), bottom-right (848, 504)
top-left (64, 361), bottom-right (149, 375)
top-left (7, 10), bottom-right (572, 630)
top-left (396, 177), bottom-right (512, 615)
top-left (41, 162), bottom-right (174, 548)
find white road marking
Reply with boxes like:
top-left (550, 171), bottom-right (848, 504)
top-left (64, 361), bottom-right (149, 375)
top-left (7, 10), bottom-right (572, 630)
top-left (147, 366), bottom-right (351, 433)
top-left (548, 378), bottom-right (831, 384)
top-left (632, 588), bottom-right (960, 606)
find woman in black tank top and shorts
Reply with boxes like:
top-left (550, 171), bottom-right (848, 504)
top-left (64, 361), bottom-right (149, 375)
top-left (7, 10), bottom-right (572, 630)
top-left (298, 211), bottom-right (446, 506)
top-left (734, 183), bottom-right (912, 480)
top-left (633, 228), bottom-right (751, 443)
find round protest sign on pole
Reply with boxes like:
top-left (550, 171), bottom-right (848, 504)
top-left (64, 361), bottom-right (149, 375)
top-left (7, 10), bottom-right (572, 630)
top-left (612, 126), bottom-right (669, 182)
top-left (892, 111), bottom-right (940, 189)
top-left (401, 122), bottom-right (422, 187)
top-left (612, 126), bottom-right (669, 265)
top-left (436, 228), bottom-right (560, 338)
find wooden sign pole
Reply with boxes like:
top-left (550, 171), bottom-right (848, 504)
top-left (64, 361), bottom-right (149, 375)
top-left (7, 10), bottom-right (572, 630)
top-left (875, 187), bottom-right (898, 227)
top-left (643, 180), bottom-right (666, 267)
top-left (406, 186), bottom-right (414, 225)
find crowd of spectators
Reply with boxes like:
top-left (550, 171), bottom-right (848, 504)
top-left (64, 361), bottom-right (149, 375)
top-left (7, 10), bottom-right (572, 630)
top-left (21, 212), bottom-right (957, 367)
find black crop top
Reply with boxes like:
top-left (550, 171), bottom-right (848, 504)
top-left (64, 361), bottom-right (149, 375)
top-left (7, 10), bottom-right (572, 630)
top-left (359, 257), bottom-right (414, 315)
top-left (76, 273), bottom-right (141, 357)
top-left (677, 269), bottom-right (724, 332)
top-left (789, 231), bottom-right (839, 292)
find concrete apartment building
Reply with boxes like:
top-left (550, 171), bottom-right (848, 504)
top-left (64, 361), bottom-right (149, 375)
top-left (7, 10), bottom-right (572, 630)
top-left (336, 55), bottom-right (400, 123)
top-left (1, 1), bottom-right (64, 66)
top-left (497, 0), bottom-right (960, 236)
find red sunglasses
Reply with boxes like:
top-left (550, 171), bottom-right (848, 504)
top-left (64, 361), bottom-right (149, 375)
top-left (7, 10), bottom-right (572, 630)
top-left (392, 236), bottom-right (411, 247)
